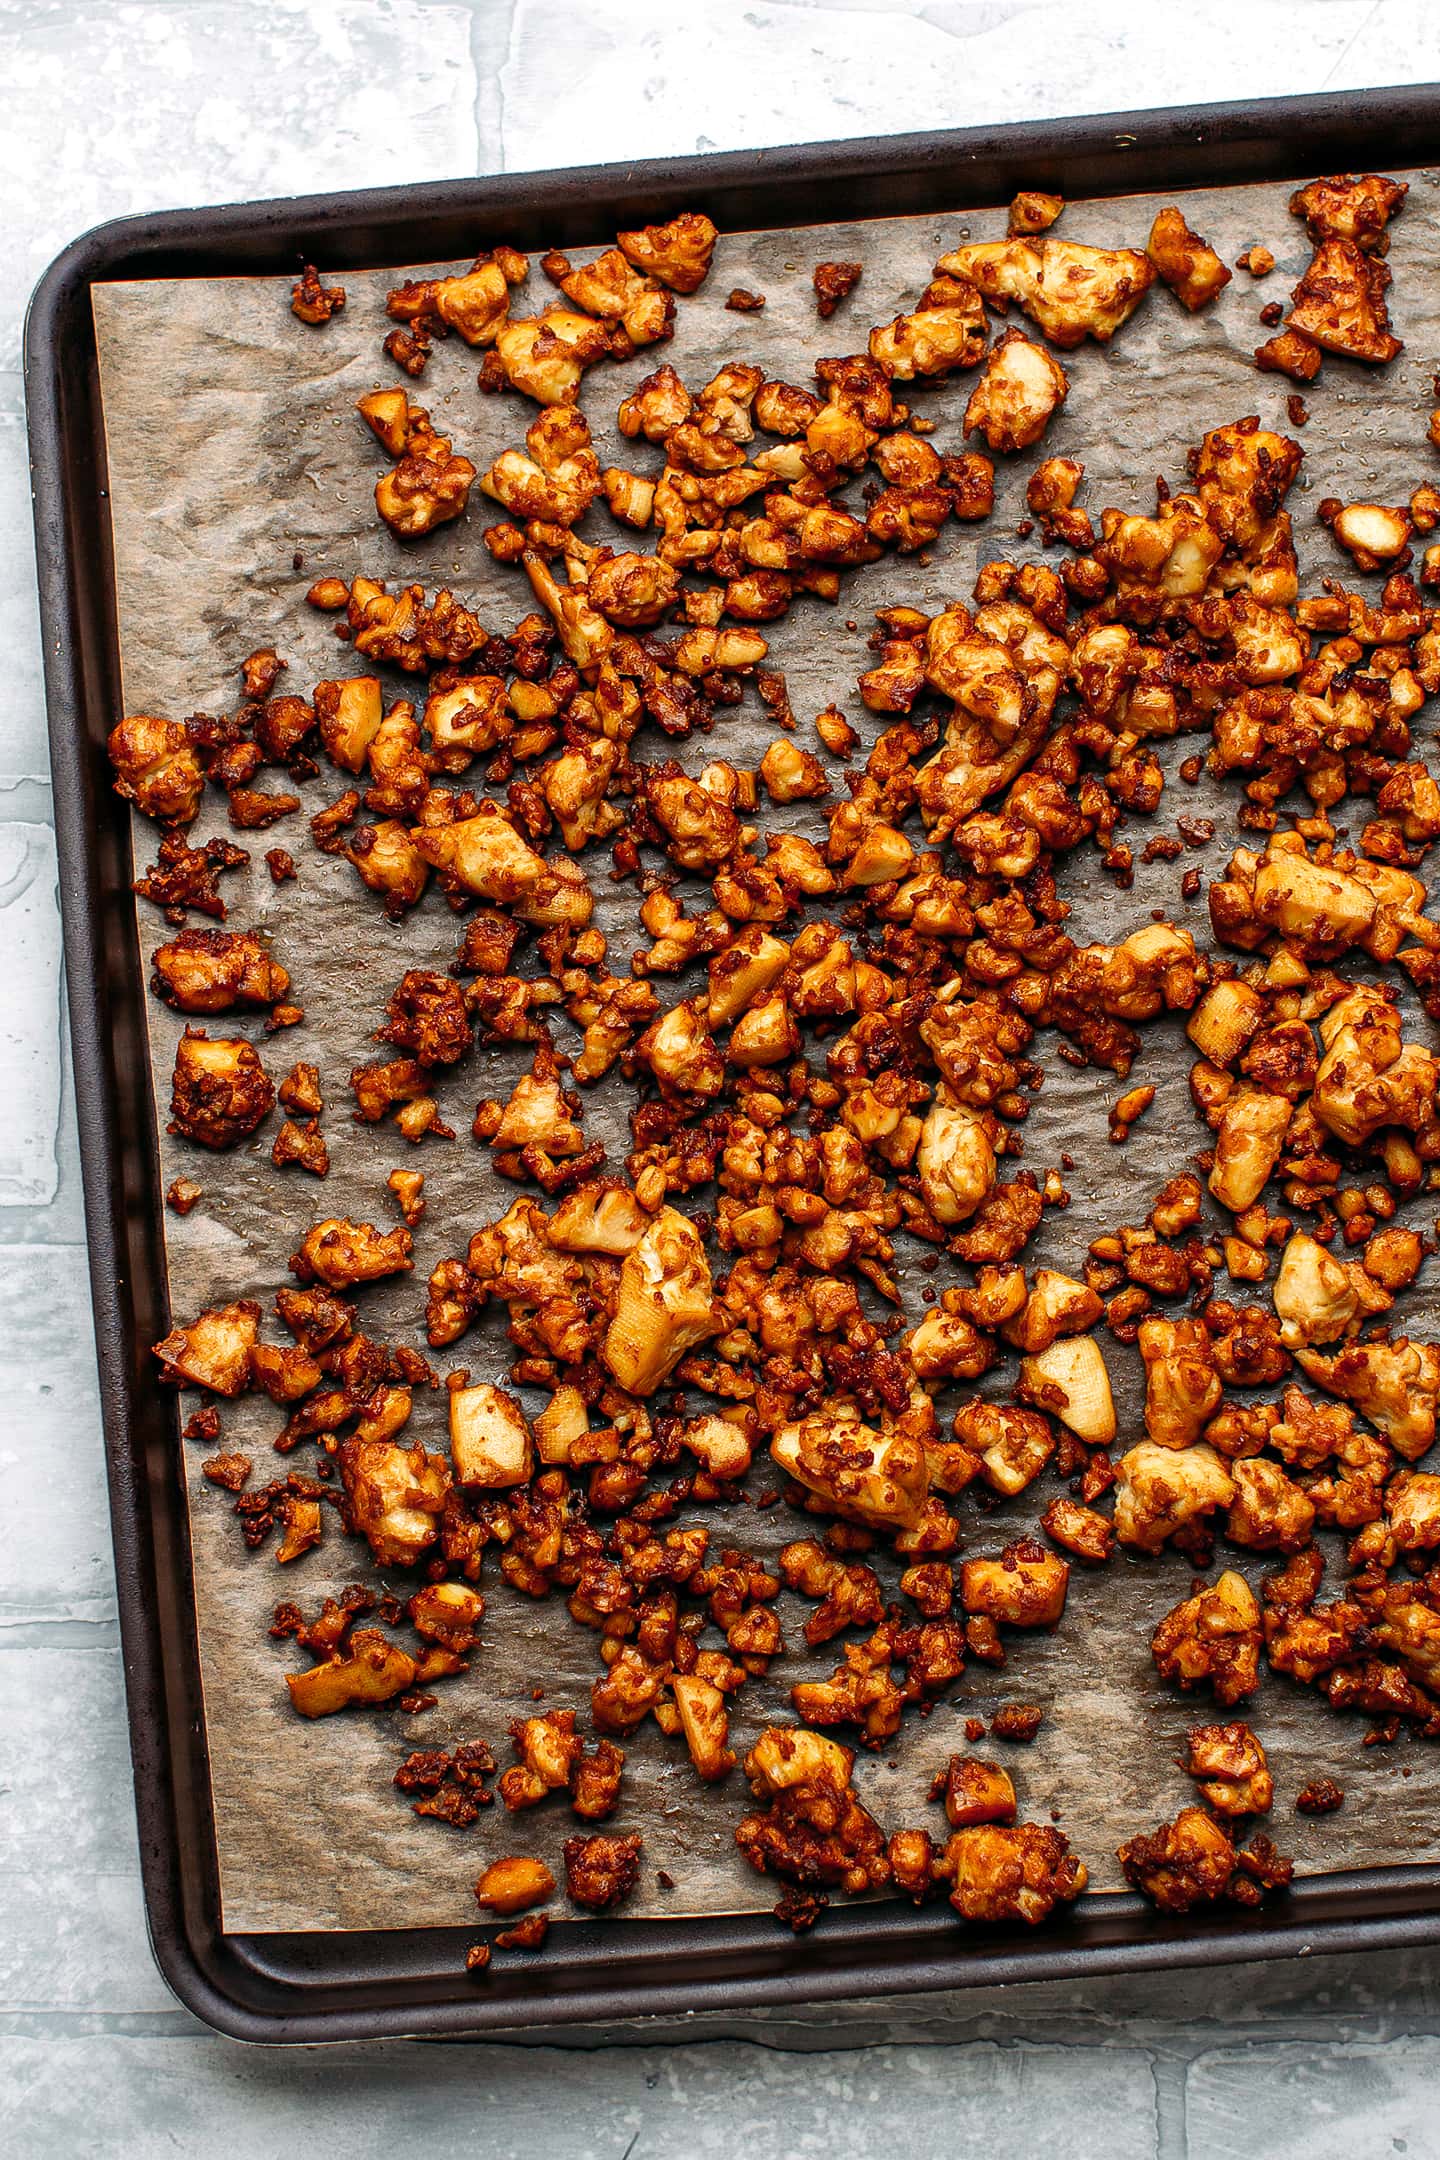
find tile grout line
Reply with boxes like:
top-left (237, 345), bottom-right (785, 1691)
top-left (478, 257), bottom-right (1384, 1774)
top-left (469, 0), bottom-right (520, 176)
top-left (1151, 2048), bottom-right (1189, 2160)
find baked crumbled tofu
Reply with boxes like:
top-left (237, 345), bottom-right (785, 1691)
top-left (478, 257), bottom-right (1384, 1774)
top-left (135, 165), bottom-right (1440, 1947)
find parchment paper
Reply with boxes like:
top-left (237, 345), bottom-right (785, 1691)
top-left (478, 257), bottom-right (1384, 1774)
top-left (91, 164), bottom-right (1440, 1934)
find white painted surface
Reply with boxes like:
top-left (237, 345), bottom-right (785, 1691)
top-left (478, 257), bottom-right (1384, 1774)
top-left (4, 2), bottom-right (1440, 2149)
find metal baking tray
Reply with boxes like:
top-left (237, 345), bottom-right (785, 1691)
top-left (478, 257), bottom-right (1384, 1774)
top-left (26, 82), bottom-right (1440, 2043)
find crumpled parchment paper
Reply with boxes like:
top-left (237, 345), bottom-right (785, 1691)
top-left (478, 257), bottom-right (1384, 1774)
top-left (89, 162), bottom-right (1440, 1933)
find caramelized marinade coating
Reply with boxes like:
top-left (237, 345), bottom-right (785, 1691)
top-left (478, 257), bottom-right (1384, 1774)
top-left (108, 714), bottom-right (204, 824)
top-left (291, 265), bottom-right (346, 324)
top-left (152, 930), bottom-right (289, 1013)
top-left (562, 1832), bottom-right (643, 1910)
top-left (290, 1218), bottom-right (413, 1289)
top-left (134, 832), bottom-right (248, 921)
top-left (941, 1823), bottom-right (1087, 1923)
top-left (272, 1118), bottom-right (329, 1176)
top-left (813, 260), bottom-right (862, 318)
top-left (1146, 207), bottom-right (1232, 311)
top-left (474, 1856), bottom-right (555, 1914)
top-left (168, 1031), bottom-right (274, 1149)
top-left (1118, 1807), bottom-right (1238, 1912)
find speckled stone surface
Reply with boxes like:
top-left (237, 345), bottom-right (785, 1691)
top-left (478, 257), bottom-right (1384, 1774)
top-left (6, 3), bottom-right (1440, 2150)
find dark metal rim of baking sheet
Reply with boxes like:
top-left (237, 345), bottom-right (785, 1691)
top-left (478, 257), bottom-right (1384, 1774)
top-left (23, 83), bottom-right (1440, 2044)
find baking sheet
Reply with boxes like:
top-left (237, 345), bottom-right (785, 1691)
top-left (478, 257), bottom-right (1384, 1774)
top-left (91, 164), bottom-right (1440, 1935)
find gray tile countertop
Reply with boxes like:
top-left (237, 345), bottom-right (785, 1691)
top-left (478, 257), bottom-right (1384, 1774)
top-left (6, 2), bottom-right (1440, 2150)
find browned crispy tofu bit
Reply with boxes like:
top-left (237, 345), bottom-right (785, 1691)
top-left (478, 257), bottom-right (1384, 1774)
top-left (1285, 239), bottom-right (1401, 365)
top-left (1187, 978), bottom-right (1265, 1067)
top-left (1026, 456), bottom-right (1090, 544)
top-left (940, 1756), bottom-right (1017, 1828)
top-left (563, 1831), bottom-right (643, 1910)
top-left (1255, 327), bottom-right (1323, 381)
top-left (779, 1540), bottom-right (885, 1645)
top-left (916, 1091), bottom-right (996, 1225)
top-left (499, 1711), bottom-right (585, 1810)
top-left (480, 406), bottom-right (601, 528)
top-left (1008, 191), bottom-right (1064, 236)
top-left (601, 1206), bottom-right (717, 1393)
top-left (168, 1031), bottom-right (274, 1150)
top-left (387, 1167), bottom-right (426, 1226)
top-left (547, 1182), bottom-right (649, 1255)
top-left (543, 245), bottom-right (673, 346)
top-left (745, 1727), bottom-right (855, 1801)
top-left (736, 1727), bottom-right (890, 1898)
top-left (1208, 1090), bottom-right (1291, 1212)
top-left (152, 929), bottom-right (289, 1013)
top-left (1146, 207), bottom-right (1232, 311)
top-left (941, 1822), bottom-right (1087, 1922)
top-left (618, 362), bottom-right (694, 441)
top-left (274, 1495), bottom-right (322, 1564)
top-left (1209, 838), bottom-right (1432, 964)
top-left (107, 714), bottom-right (204, 824)
top-left (449, 1383), bottom-right (534, 1488)
top-left (376, 443), bottom-right (476, 539)
top-left (409, 1581), bottom-right (485, 1651)
top-left (286, 1629), bottom-right (419, 1717)
top-left (415, 806), bottom-right (593, 926)
top-left (1004, 1269), bottom-right (1104, 1355)
top-left (1094, 496), bottom-right (1224, 608)
top-left (1297, 1336), bottom-right (1440, 1461)
top-left (1115, 1443), bottom-right (1236, 1553)
top-left (291, 264), bottom-right (345, 325)
top-left (936, 236), bottom-right (1155, 346)
top-left (1289, 172), bottom-right (1407, 249)
top-left (600, 466), bottom-right (656, 526)
top-left (153, 1298), bottom-right (260, 1396)
top-left (963, 330), bottom-right (1068, 453)
top-left (1184, 1723), bottom-right (1273, 1816)
top-left (678, 1411), bottom-right (754, 1481)
top-left (1118, 1806), bottom-right (1236, 1911)
top-left (1017, 1332), bottom-right (1116, 1446)
top-left (290, 1218), bottom-right (413, 1289)
top-left (1311, 987), bottom-right (1438, 1149)
top-left (869, 289), bottom-right (987, 380)
top-left (357, 386), bottom-right (413, 455)
top-left (1151, 1570), bottom-right (1261, 1704)
top-left (271, 1118), bottom-right (328, 1176)
top-left (474, 1856), bottom-right (556, 1915)
top-left (382, 972), bottom-right (472, 1071)
top-left (1272, 1232), bottom-right (1390, 1350)
top-left (495, 309), bottom-right (612, 405)
top-left (771, 1406), bottom-right (928, 1533)
top-left (1139, 1316), bottom-right (1221, 1448)
top-left (1323, 499), bottom-right (1411, 571)
top-left (385, 252), bottom-right (524, 351)
top-left (1386, 1471), bottom-right (1440, 1554)
top-left (671, 1674), bottom-right (736, 1781)
top-left (1040, 1496), bottom-right (1115, 1565)
top-left (423, 676), bottom-right (510, 765)
top-left (953, 1402), bottom-right (1054, 1499)
top-left (338, 1437), bottom-right (449, 1567)
top-left (961, 1539), bottom-right (1069, 1627)
top-left (362, 402), bottom-right (477, 538)
top-left (616, 212), bottom-right (717, 294)
top-left (314, 676), bottom-right (385, 773)
top-left (414, 804), bottom-right (545, 898)
top-left (420, 261), bottom-right (510, 347)
top-left (813, 260), bottom-right (862, 317)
